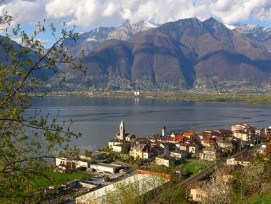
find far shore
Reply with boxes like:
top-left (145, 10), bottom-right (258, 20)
top-left (28, 91), bottom-right (271, 105)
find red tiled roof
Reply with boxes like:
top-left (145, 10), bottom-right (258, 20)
top-left (166, 137), bottom-right (175, 142)
top-left (202, 139), bottom-right (215, 145)
top-left (175, 135), bottom-right (186, 141)
top-left (182, 132), bottom-right (193, 137)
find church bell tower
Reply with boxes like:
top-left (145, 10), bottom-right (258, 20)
top-left (162, 126), bottom-right (166, 137)
top-left (119, 120), bottom-right (125, 140)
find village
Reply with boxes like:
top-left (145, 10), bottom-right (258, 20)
top-left (55, 121), bottom-right (271, 203)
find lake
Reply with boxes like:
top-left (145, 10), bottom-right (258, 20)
top-left (27, 96), bottom-right (271, 150)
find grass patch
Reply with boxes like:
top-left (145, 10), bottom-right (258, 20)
top-left (249, 189), bottom-right (271, 204)
top-left (68, 92), bottom-right (271, 104)
top-left (32, 171), bottom-right (93, 190)
top-left (148, 159), bottom-right (212, 178)
top-left (178, 159), bottom-right (212, 178)
top-left (144, 93), bottom-right (271, 104)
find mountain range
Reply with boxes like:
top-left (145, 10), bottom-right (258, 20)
top-left (16, 18), bottom-right (271, 92)
top-left (235, 24), bottom-right (271, 52)
top-left (63, 20), bottom-right (157, 57)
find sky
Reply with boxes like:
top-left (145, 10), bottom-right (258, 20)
top-left (1, 0), bottom-right (271, 46)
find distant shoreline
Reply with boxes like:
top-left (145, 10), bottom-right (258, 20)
top-left (31, 91), bottom-right (271, 104)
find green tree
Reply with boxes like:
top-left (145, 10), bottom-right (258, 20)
top-left (0, 12), bottom-right (82, 203)
top-left (231, 161), bottom-right (266, 202)
top-left (84, 149), bottom-right (92, 158)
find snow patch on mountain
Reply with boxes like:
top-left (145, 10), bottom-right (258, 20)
top-left (86, 37), bottom-right (98, 42)
top-left (224, 24), bottom-right (236, 30)
top-left (63, 20), bottom-right (158, 56)
top-left (107, 20), bottom-right (158, 40)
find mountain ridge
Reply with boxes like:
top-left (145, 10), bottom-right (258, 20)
top-left (18, 18), bottom-right (271, 93)
top-left (63, 20), bottom-right (157, 57)
top-left (56, 17), bottom-right (271, 92)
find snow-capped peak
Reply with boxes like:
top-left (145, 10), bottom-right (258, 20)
top-left (235, 24), bottom-right (262, 32)
top-left (120, 20), bottom-right (158, 30)
top-left (86, 37), bottom-right (98, 42)
top-left (63, 20), bottom-right (158, 56)
top-left (235, 23), bottom-right (271, 34)
top-left (107, 20), bottom-right (158, 40)
top-left (145, 22), bottom-right (158, 29)
top-left (247, 24), bottom-right (259, 30)
top-left (263, 27), bottom-right (271, 32)
top-left (224, 24), bottom-right (236, 30)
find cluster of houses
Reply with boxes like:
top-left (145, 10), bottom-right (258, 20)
top-left (54, 121), bottom-right (271, 203)
top-left (56, 121), bottom-right (271, 173)
top-left (108, 121), bottom-right (271, 167)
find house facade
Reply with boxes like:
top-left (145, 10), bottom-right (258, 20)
top-left (155, 156), bottom-right (174, 167)
top-left (199, 146), bottom-right (220, 161)
top-left (170, 150), bottom-right (188, 161)
top-left (130, 143), bottom-right (152, 160)
top-left (55, 157), bottom-right (88, 173)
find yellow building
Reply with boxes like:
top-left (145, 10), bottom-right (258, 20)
top-left (129, 143), bottom-right (152, 160)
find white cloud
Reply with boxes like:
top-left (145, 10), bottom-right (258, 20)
top-left (45, 0), bottom-right (77, 19)
top-left (11, 37), bottom-right (50, 45)
top-left (208, 0), bottom-right (271, 24)
top-left (0, 0), bottom-right (46, 25)
top-left (103, 3), bottom-right (118, 17)
top-left (1, 0), bottom-right (271, 28)
top-left (37, 38), bottom-right (51, 44)
top-left (11, 37), bottom-right (23, 44)
top-left (121, 8), bottom-right (132, 20)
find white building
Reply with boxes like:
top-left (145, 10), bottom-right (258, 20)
top-left (226, 158), bottom-right (250, 166)
top-left (232, 123), bottom-right (257, 144)
top-left (89, 163), bottom-right (122, 174)
top-left (55, 157), bottom-right (88, 172)
top-left (188, 144), bottom-right (199, 154)
top-left (155, 156), bottom-right (174, 167)
top-left (134, 91), bottom-right (140, 96)
top-left (108, 139), bottom-right (123, 149)
top-left (112, 145), bottom-right (123, 153)
top-left (199, 146), bottom-right (220, 161)
top-left (170, 150), bottom-right (188, 161)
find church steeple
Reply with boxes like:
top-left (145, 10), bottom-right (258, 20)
top-left (162, 126), bottom-right (166, 137)
top-left (119, 120), bottom-right (125, 140)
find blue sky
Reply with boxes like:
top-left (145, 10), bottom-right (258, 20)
top-left (1, 0), bottom-right (271, 47)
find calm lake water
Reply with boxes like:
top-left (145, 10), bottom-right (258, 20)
top-left (27, 96), bottom-right (271, 150)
